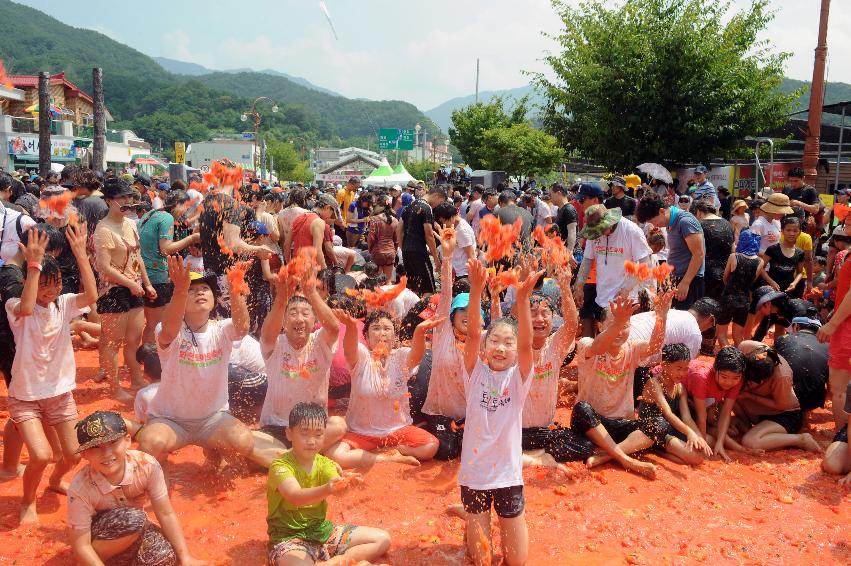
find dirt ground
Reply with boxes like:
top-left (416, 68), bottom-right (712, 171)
top-left (1, 349), bottom-right (849, 565)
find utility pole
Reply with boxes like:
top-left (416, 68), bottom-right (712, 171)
top-left (92, 67), bottom-right (105, 173)
top-left (802, 0), bottom-right (831, 186)
top-left (38, 72), bottom-right (51, 176)
top-left (475, 58), bottom-right (480, 104)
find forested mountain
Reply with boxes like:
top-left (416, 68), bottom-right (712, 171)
top-left (0, 0), bottom-right (437, 152)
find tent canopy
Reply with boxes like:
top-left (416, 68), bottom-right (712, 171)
top-left (363, 159), bottom-right (413, 186)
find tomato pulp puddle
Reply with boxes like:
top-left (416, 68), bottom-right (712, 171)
top-left (1, 350), bottom-right (849, 565)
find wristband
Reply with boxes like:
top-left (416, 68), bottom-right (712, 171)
top-left (27, 261), bottom-right (42, 272)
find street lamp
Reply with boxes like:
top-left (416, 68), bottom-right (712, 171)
top-left (241, 96), bottom-right (278, 176)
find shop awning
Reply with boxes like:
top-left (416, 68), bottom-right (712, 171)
top-left (133, 157), bottom-right (160, 165)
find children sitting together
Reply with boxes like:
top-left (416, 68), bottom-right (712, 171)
top-left (1, 168), bottom-right (848, 566)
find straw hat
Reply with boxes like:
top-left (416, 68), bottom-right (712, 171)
top-left (760, 193), bottom-right (794, 215)
top-left (732, 199), bottom-right (747, 213)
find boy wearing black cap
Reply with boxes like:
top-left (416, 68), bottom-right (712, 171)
top-left (68, 411), bottom-right (207, 566)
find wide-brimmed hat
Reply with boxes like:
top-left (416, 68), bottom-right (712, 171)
top-left (580, 204), bottom-right (622, 240)
top-left (760, 193), bottom-right (793, 215)
top-left (754, 286), bottom-right (786, 310)
top-left (75, 411), bottom-right (128, 453)
top-left (732, 199), bottom-right (748, 213)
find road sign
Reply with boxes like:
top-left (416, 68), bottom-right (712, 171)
top-left (174, 141), bottom-right (185, 164)
top-left (378, 128), bottom-right (415, 151)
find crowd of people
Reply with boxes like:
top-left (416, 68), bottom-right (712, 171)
top-left (0, 160), bottom-right (848, 566)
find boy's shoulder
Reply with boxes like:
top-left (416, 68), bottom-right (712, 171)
top-left (269, 452), bottom-right (336, 483)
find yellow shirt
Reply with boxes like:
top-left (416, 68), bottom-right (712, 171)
top-left (336, 188), bottom-right (355, 223)
top-left (796, 232), bottom-right (813, 278)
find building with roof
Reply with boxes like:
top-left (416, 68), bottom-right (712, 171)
top-left (314, 147), bottom-right (384, 185)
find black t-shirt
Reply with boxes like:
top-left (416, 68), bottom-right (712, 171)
top-left (57, 224), bottom-right (81, 294)
top-left (401, 199), bottom-right (434, 253)
top-left (0, 263), bottom-right (24, 380)
top-left (774, 330), bottom-right (828, 411)
top-left (764, 243), bottom-right (804, 291)
top-left (554, 202), bottom-right (578, 241)
top-left (604, 195), bottom-right (636, 217)
top-left (495, 204), bottom-right (534, 248)
top-left (198, 193), bottom-right (255, 275)
top-left (783, 185), bottom-right (820, 220)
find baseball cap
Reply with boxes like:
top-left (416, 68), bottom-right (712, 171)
top-left (576, 182), bottom-right (604, 201)
top-left (610, 176), bottom-right (626, 189)
top-left (157, 182), bottom-right (170, 192)
top-left (694, 165), bottom-right (708, 174)
top-left (791, 316), bottom-right (822, 329)
top-left (754, 286), bottom-right (786, 310)
top-left (189, 272), bottom-right (220, 296)
top-left (75, 411), bottom-right (128, 453)
top-left (317, 193), bottom-right (339, 211)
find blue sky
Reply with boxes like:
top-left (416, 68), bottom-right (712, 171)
top-left (16, 0), bottom-right (851, 109)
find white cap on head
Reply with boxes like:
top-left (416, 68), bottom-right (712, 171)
top-left (392, 184), bottom-right (401, 191)
top-left (332, 235), bottom-right (343, 246)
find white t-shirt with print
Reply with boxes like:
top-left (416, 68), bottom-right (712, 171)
top-left (451, 218), bottom-right (476, 277)
top-left (750, 216), bottom-right (781, 254)
top-left (6, 294), bottom-right (84, 401)
top-left (231, 335), bottom-right (266, 374)
top-left (458, 359), bottom-right (533, 490)
top-left (628, 310), bottom-right (701, 365)
top-left (346, 343), bottom-right (413, 437)
top-left (575, 337), bottom-right (642, 420)
top-left (584, 218), bottom-right (652, 308)
top-left (522, 334), bottom-right (570, 428)
top-left (384, 286), bottom-right (420, 321)
top-left (150, 319), bottom-right (236, 421)
top-left (260, 329), bottom-right (337, 427)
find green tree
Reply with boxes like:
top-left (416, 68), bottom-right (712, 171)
top-left (534, 0), bottom-right (799, 170)
top-left (266, 137), bottom-right (301, 180)
top-left (448, 96), bottom-right (529, 169)
top-left (478, 124), bottom-right (564, 179)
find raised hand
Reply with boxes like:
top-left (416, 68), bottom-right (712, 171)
top-left (653, 288), bottom-right (674, 315)
top-left (65, 221), bottom-right (88, 257)
top-left (609, 294), bottom-right (636, 322)
top-left (467, 259), bottom-right (487, 292)
top-left (516, 269), bottom-right (545, 298)
top-left (169, 255), bottom-right (191, 293)
top-left (415, 316), bottom-right (446, 333)
top-left (19, 227), bottom-right (49, 265)
top-left (332, 308), bottom-right (358, 327)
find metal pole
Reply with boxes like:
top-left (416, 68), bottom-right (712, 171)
top-left (38, 71), bottom-right (51, 176)
top-left (835, 106), bottom-right (846, 192)
top-left (802, 0), bottom-right (831, 186)
top-left (261, 138), bottom-right (267, 180)
top-left (92, 68), bottom-right (105, 173)
top-left (475, 58), bottom-right (480, 104)
top-left (254, 114), bottom-right (260, 177)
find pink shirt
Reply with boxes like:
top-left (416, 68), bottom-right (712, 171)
top-left (330, 320), bottom-right (365, 388)
top-left (684, 359), bottom-right (741, 406)
top-left (576, 337), bottom-right (643, 420)
top-left (67, 450), bottom-right (168, 530)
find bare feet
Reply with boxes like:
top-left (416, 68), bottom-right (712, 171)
top-left (47, 476), bottom-right (70, 495)
top-left (585, 454), bottom-right (610, 469)
top-left (381, 450), bottom-right (420, 466)
top-left (524, 450), bottom-right (570, 475)
top-left (446, 503), bottom-right (467, 520)
top-left (0, 464), bottom-right (25, 481)
top-left (115, 388), bottom-right (135, 402)
top-left (800, 433), bottom-right (823, 454)
top-left (19, 501), bottom-right (38, 525)
top-left (624, 458), bottom-right (657, 480)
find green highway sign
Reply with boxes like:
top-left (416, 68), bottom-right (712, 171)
top-left (378, 128), bottom-right (415, 150)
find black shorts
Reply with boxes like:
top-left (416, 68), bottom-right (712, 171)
top-left (424, 414), bottom-right (464, 460)
top-left (0, 341), bottom-right (14, 387)
top-left (259, 425), bottom-right (293, 448)
top-left (716, 300), bottom-right (749, 327)
top-left (579, 283), bottom-right (604, 320)
top-left (460, 485), bottom-right (524, 518)
top-left (570, 401), bottom-right (639, 443)
top-left (758, 410), bottom-right (803, 434)
top-left (144, 282), bottom-right (174, 308)
top-left (97, 285), bottom-right (145, 314)
top-left (522, 424), bottom-right (595, 462)
top-left (833, 424), bottom-right (848, 444)
top-left (638, 413), bottom-right (688, 450)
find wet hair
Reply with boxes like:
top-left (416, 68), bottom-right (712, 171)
top-left (815, 256), bottom-right (827, 267)
top-left (398, 295), bottom-right (434, 341)
top-left (363, 262), bottom-right (380, 278)
top-left (316, 268), bottom-right (336, 296)
top-left (452, 278), bottom-right (471, 296)
top-left (361, 273), bottom-right (387, 291)
top-left (20, 222), bottom-right (63, 254)
top-left (690, 297), bottom-right (720, 319)
top-left (690, 198), bottom-right (717, 216)
top-left (788, 167), bottom-right (805, 179)
top-left (781, 215), bottom-right (801, 230)
top-left (363, 309), bottom-right (397, 339)
top-left (484, 316), bottom-right (518, 342)
top-left (286, 295), bottom-right (311, 310)
top-left (529, 292), bottom-right (557, 315)
top-left (136, 344), bottom-right (162, 380)
top-left (646, 228), bottom-right (666, 249)
top-left (743, 345), bottom-right (781, 384)
top-left (287, 187), bottom-right (307, 208)
top-left (433, 202), bottom-right (458, 222)
top-left (661, 343), bottom-right (691, 363)
top-left (288, 402), bottom-right (328, 429)
top-left (328, 293), bottom-right (366, 319)
top-left (715, 346), bottom-right (746, 374)
top-left (171, 179), bottom-right (187, 192)
top-left (23, 253), bottom-right (61, 285)
top-left (636, 192), bottom-right (666, 223)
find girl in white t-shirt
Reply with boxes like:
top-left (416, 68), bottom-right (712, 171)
top-left (457, 258), bottom-right (541, 566)
top-left (325, 309), bottom-right (444, 468)
top-left (6, 223), bottom-right (98, 524)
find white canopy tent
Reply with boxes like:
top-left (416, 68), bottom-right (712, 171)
top-left (362, 161), bottom-right (415, 187)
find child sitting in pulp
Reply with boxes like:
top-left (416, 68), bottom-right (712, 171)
top-left (67, 411), bottom-right (207, 566)
top-left (266, 402), bottom-right (390, 566)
